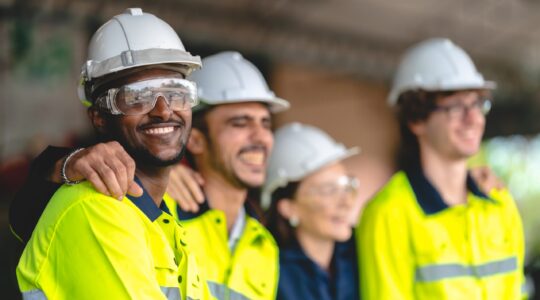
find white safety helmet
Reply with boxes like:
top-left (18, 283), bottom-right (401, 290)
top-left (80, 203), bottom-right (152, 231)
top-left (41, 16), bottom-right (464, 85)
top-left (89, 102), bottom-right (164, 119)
top-left (189, 51), bottom-right (290, 113)
top-left (388, 38), bottom-right (496, 106)
top-left (261, 122), bottom-right (360, 209)
top-left (78, 8), bottom-right (202, 106)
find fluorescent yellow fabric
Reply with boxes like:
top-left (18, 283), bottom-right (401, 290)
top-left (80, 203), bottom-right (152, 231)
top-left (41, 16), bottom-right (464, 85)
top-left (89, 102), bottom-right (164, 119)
top-left (17, 182), bottom-right (205, 300)
top-left (164, 195), bottom-right (279, 300)
top-left (357, 171), bottom-right (526, 300)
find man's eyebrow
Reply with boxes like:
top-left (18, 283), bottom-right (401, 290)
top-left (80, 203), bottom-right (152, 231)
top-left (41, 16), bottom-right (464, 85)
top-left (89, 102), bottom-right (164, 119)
top-left (226, 115), bottom-right (253, 122)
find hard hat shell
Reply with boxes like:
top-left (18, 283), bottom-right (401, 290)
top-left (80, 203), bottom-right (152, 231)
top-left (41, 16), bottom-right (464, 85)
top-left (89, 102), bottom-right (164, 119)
top-left (78, 8), bottom-right (202, 106)
top-left (261, 122), bottom-right (359, 209)
top-left (388, 38), bottom-right (495, 106)
top-left (189, 51), bottom-right (290, 113)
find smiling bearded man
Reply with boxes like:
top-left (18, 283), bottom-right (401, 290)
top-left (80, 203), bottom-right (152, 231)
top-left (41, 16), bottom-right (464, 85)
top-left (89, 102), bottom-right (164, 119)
top-left (15, 8), bottom-right (208, 300)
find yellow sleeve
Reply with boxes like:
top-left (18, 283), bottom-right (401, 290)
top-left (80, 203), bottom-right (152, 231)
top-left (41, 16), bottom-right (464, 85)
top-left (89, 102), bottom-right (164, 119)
top-left (42, 196), bottom-right (167, 299)
top-left (356, 195), bottom-right (415, 300)
top-left (491, 188), bottom-right (528, 299)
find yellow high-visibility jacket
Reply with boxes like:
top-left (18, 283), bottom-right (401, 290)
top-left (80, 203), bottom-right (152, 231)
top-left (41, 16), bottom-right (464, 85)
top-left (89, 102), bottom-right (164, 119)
top-left (164, 195), bottom-right (279, 300)
top-left (17, 181), bottom-right (206, 300)
top-left (357, 170), bottom-right (526, 300)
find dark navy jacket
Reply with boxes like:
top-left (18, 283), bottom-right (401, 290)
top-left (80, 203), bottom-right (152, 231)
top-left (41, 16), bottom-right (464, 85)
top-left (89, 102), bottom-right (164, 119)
top-left (277, 236), bottom-right (359, 300)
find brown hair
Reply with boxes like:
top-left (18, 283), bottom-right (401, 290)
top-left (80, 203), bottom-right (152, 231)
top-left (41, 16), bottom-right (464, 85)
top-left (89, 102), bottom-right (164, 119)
top-left (395, 90), bottom-right (458, 170)
top-left (265, 181), bottom-right (301, 247)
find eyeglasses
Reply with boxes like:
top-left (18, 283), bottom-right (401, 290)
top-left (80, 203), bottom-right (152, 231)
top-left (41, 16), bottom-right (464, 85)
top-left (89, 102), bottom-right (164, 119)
top-left (303, 175), bottom-right (359, 200)
top-left (432, 98), bottom-right (492, 120)
top-left (95, 78), bottom-right (198, 115)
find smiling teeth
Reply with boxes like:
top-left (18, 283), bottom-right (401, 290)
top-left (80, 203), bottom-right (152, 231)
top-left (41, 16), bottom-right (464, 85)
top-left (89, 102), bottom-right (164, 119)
top-left (240, 152), bottom-right (265, 165)
top-left (144, 127), bottom-right (174, 135)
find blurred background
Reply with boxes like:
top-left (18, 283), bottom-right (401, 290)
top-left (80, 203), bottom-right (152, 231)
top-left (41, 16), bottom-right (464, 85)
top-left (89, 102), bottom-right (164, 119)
top-left (1, 0), bottom-right (540, 298)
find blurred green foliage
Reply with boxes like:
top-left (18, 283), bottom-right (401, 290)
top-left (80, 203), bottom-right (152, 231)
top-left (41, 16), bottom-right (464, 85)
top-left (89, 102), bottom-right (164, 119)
top-left (10, 20), bottom-right (72, 80)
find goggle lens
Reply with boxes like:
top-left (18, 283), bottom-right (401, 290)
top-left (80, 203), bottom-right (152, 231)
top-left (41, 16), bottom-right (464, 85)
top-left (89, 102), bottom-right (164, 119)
top-left (97, 78), bottom-right (198, 115)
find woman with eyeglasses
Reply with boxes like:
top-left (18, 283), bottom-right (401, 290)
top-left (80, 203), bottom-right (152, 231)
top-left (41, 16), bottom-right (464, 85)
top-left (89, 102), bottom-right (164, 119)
top-left (262, 122), bottom-right (360, 300)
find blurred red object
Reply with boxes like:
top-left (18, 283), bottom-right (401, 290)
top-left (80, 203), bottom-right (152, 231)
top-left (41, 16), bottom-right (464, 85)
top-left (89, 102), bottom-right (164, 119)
top-left (0, 155), bottom-right (31, 196)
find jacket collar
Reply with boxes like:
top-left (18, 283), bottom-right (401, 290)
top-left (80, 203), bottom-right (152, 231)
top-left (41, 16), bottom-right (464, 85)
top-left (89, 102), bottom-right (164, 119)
top-left (126, 177), bottom-right (170, 221)
top-left (281, 238), bottom-right (356, 264)
top-left (176, 196), bottom-right (259, 221)
top-left (404, 162), bottom-right (491, 215)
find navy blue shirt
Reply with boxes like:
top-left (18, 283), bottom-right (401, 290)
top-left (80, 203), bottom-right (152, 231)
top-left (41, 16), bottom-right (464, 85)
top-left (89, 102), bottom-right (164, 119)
top-left (277, 236), bottom-right (359, 300)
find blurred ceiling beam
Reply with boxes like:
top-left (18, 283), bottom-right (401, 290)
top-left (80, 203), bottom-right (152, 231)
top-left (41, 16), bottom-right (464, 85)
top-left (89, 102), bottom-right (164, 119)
top-left (1, 0), bottom-right (537, 91)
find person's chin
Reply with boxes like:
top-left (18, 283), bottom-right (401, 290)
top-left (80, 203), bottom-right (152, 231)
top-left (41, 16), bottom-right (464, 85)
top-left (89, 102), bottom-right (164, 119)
top-left (154, 149), bottom-right (182, 161)
top-left (333, 230), bottom-right (353, 242)
top-left (136, 147), bottom-right (185, 167)
top-left (458, 146), bottom-right (480, 158)
top-left (239, 175), bottom-right (264, 189)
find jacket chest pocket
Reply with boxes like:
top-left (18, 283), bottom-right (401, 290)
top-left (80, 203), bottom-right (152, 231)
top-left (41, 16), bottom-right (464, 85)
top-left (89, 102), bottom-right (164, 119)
top-left (232, 246), bottom-right (277, 299)
top-left (483, 219), bottom-right (513, 258)
top-left (412, 220), bottom-right (455, 262)
top-left (243, 265), bottom-right (274, 299)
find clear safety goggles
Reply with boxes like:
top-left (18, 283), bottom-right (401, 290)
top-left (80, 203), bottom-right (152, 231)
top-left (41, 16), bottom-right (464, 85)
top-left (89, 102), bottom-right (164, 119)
top-left (95, 77), bottom-right (198, 115)
top-left (303, 175), bottom-right (360, 200)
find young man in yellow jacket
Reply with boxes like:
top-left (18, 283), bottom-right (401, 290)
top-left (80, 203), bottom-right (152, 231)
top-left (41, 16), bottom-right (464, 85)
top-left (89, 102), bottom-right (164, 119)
top-left (162, 51), bottom-right (289, 300)
top-left (16, 8), bottom-right (207, 299)
top-left (357, 38), bottom-right (526, 300)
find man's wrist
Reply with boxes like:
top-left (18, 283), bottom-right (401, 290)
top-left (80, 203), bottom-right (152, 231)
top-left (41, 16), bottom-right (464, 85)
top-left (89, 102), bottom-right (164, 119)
top-left (60, 148), bottom-right (85, 185)
top-left (48, 158), bottom-right (64, 183)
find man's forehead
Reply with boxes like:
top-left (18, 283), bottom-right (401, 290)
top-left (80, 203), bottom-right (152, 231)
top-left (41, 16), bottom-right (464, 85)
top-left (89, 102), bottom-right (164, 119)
top-left (209, 102), bottom-right (271, 118)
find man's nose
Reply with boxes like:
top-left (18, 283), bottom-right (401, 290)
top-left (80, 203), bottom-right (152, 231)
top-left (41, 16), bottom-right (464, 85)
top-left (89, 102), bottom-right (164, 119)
top-left (148, 96), bottom-right (173, 119)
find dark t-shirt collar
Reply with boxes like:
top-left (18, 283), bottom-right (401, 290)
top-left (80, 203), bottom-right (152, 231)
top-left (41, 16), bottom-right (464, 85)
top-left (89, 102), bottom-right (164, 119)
top-left (127, 176), bottom-right (170, 221)
top-left (404, 162), bottom-right (491, 215)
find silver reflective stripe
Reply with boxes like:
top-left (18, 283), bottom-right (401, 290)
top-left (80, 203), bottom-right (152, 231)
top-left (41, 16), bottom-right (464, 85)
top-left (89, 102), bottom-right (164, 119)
top-left (522, 282), bottom-right (529, 295)
top-left (23, 287), bottom-right (181, 300)
top-left (207, 281), bottom-right (249, 300)
top-left (416, 256), bottom-right (517, 282)
top-left (475, 257), bottom-right (517, 277)
top-left (161, 286), bottom-right (181, 300)
top-left (229, 287), bottom-right (249, 300)
top-left (208, 281), bottom-right (227, 299)
top-left (208, 281), bottom-right (226, 300)
top-left (22, 290), bottom-right (47, 300)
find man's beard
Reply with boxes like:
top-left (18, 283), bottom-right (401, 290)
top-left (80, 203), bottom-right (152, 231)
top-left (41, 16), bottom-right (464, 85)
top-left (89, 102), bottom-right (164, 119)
top-left (206, 137), bottom-right (261, 190)
top-left (128, 142), bottom-right (186, 167)
top-left (99, 117), bottom-right (189, 168)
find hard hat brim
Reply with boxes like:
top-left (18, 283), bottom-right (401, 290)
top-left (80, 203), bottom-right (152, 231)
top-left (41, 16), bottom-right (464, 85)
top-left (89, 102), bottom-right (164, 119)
top-left (388, 80), bottom-right (497, 106)
top-left (194, 96), bottom-right (290, 113)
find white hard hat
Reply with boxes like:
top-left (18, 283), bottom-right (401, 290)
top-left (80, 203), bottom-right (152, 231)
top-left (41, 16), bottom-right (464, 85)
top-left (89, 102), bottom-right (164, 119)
top-left (189, 51), bottom-right (290, 113)
top-left (388, 38), bottom-right (496, 106)
top-left (261, 122), bottom-right (360, 209)
top-left (78, 8), bottom-right (202, 106)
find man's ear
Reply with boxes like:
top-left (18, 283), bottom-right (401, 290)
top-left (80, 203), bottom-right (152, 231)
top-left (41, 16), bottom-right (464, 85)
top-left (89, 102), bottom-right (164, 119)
top-left (88, 107), bottom-right (107, 134)
top-left (187, 128), bottom-right (207, 155)
top-left (408, 120), bottom-right (426, 136)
